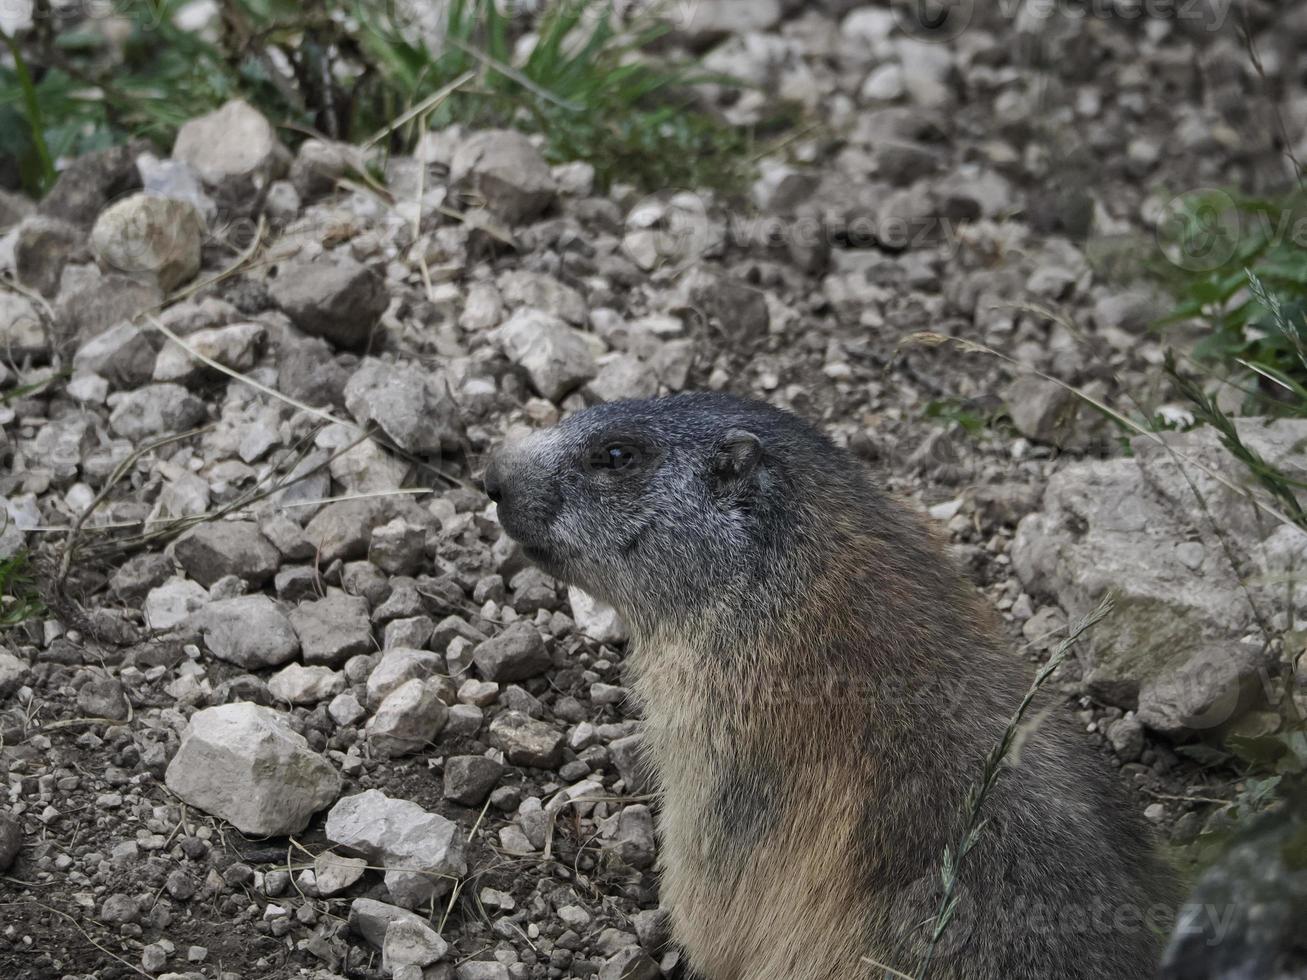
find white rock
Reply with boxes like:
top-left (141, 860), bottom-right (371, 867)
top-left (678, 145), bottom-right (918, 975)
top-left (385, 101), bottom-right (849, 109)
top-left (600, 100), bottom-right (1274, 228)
top-left (366, 678), bottom-right (449, 757)
top-left (152, 321), bottom-right (265, 383)
top-left (325, 790), bottom-right (466, 909)
top-left (566, 587), bottom-right (628, 645)
top-left (190, 595), bottom-right (300, 669)
top-left (165, 703), bottom-right (341, 836)
top-left (344, 358), bottom-right (463, 454)
top-left (173, 100), bottom-right (289, 196)
top-left (144, 578), bottom-right (210, 631)
top-left (91, 193), bottom-right (202, 292)
top-left (267, 664), bottom-right (346, 705)
top-left (494, 309), bottom-right (596, 402)
top-left (383, 917), bottom-right (448, 972)
top-left (366, 648), bottom-right (444, 708)
top-left (328, 691), bottom-right (367, 727)
top-left (313, 850), bottom-right (368, 896)
top-left (450, 130), bottom-right (557, 225)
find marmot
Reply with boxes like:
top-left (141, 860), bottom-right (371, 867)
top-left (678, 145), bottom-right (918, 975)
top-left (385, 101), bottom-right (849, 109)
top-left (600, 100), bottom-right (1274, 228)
top-left (484, 393), bottom-right (1178, 980)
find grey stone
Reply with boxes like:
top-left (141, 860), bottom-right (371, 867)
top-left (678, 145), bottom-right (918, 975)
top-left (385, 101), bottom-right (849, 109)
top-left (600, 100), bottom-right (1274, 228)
top-left (153, 321), bottom-right (265, 383)
top-left (313, 850), bottom-right (367, 896)
top-left (614, 804), bottom-right (656, 870)
top-left (39, 141), bottom-right (145, 229)
top-left (348, 897), bottom-right (429, 948)
top-left (268, 255), bottom-right (387, 349)
top-left (473, 622), bottom-right (551, 682)
top-left (1004, 376), bottom-right (1095, 449)
top-left (384, 615), bottom-right (435, 650)
top-left (32, 411), bottom-right (97, 484)
top-left (91, 193), bottom-right (202, 292)
top-left (327, 691), bottom-right (367, 728)
top-left (108, 383), bottom-right (206, 441)
top-left (344, 358), bottom-right (463, 455)
top-left (489, 711), bottom-right (563, 768)
top-left (16, 216), bottom-right (84, 298)
top-left (144, 578), bottom-right (209, 631)
top-left (685, 271), bottom-right (769, 344)
top-left (0, 651), bottom-right (30, 701)
top-left (368, 518), bottom-right (428, 577)
top-left (290, 592), bottom-right (373, 666)
top-left (73, 321), bottom-right (158, 388)
top-left (599, 947), bottom-right (661, 980)
top-left (1137, 643), bottom-right (1273, 738)
top-left (165, 703), bottom-right (341, 836)
top-left (302, 497), bottom-right (433, 565)
top-left (383, 917), bottom-right (448, 972)
top-left (259, 514), bottom-right (315, 561)
top-left (1104, 715), bottom-right (1145, 762)
top-left (366, 648), bottom-right (444, 708)
top-left (0, 291), bottom-right (46, 362)
top-left (290, 139), bottom-right (364, 200)
top-left (76, 675), bottom-right (130, 720)
top-left (174, 521), bottom-right (280, 588)
top-left (267, 664), bottom-right (346, 705)
top-left (443, 756), bottom-right (503, 806)
top-left (325, 790), bottom-right (466, 909)
top-left (455, 963), bottom-right (510, 980)
top-left (56, 272), bottom-right (162, 347)
top-left (367, 678), bottom-right (449, 757)
top-left (192, 595), bottom-right (299, 669)
top-left (495, 309), bottom-right (596, 402)
top-left (566, 587), bottom-right (628, 645)
top-left (1013, 420), bottom-right (1307, 726)
top-left (585, 354), bottom-right (659, 404)
top-left (173, 100), bottom-right (289, 200)
top-left (498, 269), bottom-right (587, 325)
top-left (450, 130), bottom-right (557, 225)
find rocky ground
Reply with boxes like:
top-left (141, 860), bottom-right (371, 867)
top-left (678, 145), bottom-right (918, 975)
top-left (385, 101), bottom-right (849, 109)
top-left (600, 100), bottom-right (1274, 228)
top-left (1, 2), bottom-right (1306, 978)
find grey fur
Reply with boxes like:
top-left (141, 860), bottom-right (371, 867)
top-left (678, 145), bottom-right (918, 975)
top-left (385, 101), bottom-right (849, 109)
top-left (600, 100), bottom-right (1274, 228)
top-left (486, 393), bottom-right (1179, 980)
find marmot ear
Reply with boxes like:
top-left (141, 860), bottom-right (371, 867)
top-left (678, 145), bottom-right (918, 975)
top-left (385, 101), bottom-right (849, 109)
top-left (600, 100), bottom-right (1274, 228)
top-left (711, 429), bottom-right (763, 503)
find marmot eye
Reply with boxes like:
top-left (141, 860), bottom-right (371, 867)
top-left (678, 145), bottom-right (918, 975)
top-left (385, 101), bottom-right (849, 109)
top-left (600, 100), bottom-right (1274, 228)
top-left (589, 443), bottom-right (640, 471)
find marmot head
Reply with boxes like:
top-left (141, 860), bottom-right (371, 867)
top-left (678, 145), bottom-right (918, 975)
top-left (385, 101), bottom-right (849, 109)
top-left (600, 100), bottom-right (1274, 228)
top-left (483, 393), bottom-right (860, 634)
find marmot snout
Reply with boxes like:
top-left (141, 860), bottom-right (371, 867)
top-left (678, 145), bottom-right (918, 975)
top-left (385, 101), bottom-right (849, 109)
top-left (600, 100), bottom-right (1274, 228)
top-left (487, 392), bottom-right (1178, 980)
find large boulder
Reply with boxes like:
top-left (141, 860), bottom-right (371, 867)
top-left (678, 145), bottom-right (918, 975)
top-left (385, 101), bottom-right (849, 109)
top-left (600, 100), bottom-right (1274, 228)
top-left (164, 703), bottom-right (341, 835)
top-left (1013, 420), bottom-right (1307, 734)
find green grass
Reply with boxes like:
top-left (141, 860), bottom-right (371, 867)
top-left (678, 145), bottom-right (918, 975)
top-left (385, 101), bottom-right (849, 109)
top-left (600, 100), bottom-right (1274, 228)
top-left (1153, 189), bottom-right (1307, 416)
top-left (0, 0), bottom-right (757, 196)
top-left (0, 551), bottom-right (43, 629)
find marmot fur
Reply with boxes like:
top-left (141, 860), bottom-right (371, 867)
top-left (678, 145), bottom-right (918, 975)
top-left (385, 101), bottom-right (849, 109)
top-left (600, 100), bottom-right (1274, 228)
top-left (484, 393), bottom-right (1178, 980)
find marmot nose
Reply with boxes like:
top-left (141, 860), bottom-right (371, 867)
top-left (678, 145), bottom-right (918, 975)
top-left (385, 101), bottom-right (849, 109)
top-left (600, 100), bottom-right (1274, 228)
top-left (482, 457), bottom-right (504, 504)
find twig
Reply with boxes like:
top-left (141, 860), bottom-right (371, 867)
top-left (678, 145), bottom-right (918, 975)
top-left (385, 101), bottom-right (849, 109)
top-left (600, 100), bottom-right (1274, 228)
top-left (364, 70), bottom-right (477, 149)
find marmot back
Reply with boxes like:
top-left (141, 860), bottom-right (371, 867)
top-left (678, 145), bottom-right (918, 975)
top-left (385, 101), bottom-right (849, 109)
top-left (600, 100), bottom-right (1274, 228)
top-left (485, 392), bottom-right (1179, 980)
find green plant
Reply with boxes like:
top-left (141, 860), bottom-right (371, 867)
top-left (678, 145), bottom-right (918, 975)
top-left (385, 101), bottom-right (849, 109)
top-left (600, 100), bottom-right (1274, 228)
top-left (0, 551), bottom-right (43, 628)
top-left (1154, 190), bottom-right (1307, 414)
top-left (0, 0), bottom-right (757, 196)
top-left (922, 397), bottom-right (1011, 439)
